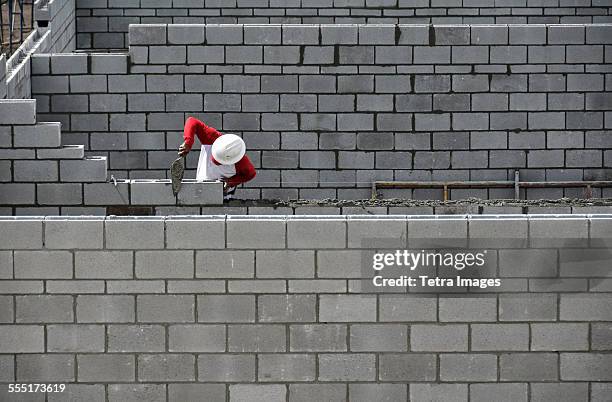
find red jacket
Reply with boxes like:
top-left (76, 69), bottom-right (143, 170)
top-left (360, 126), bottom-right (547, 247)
top-left (183, 117), bottom-right (256, 187)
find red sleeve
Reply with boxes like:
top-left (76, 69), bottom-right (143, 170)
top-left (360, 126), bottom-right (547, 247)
top-left (183, 117), bottom-right (221, 147)
top-left (226, 155), bottom-right (256, 187)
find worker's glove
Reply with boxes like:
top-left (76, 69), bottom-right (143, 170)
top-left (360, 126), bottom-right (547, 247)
top-left (178, 141), bottom-right (191, 157)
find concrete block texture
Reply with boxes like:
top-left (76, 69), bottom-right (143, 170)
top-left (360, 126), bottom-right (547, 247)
top-left (23, 24), bottom-right (612, 201)
top-left (0, 215), bottom-right (612, 393)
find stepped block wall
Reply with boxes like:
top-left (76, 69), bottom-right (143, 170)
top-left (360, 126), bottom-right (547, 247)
top-left (30, 23), bottom-right (612, 201)
top-left (0, 215), bottom-right (610, 401)
top-left (74, 0), bottom-right (612, 50)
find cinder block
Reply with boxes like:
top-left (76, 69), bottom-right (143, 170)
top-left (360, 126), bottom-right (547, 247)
top-left (289, 384), bottom-right (345, 402)
top-left (359, 24), bottom-right (395, 44)
top-left (499, 294), bottom-right (557, 321)
top-left (529, 217), bottom-right (588, 247)
top-left (0, 99), bottom-right (36, 124)
top-left (135, 250), bottom-right (193, 279)
top-left (230, 384), bottom-right (285, 402)
top-left (129, 24), bottom-right (167, 45)
top-left (16, 354), bottom-right (75, 382)
top-left (67, 250), bottom-right (129, 279)
top-left (282, 24), bottom-right (319, 45)
top-left (500, 353), bottom-right (558, 381)
top-left (84, 182), bottom-right (130, 205)
top-left (245, 24), bottom-right (281, 44)
top-left (60, 157), bottom-right (107, 182)
top-left (138, 295), bottom-right (195, 323)
top-left (592, 323), bottom-right (612, 350)
top-left (319, 353), bottom-right (375, 381)
top-left (50, 54), bottom-right (87, 75)
top-left (258, 354), bottom-right (315, 382)
top-left (105, 218), bottom-right (165, 249)
top-left (168, 325), bottom-right (225, 352)
top-left (108, 325), bottom-right (165, 352)
top-left (470, 383), bottom-right (527, 402)
top-left (509, 24), bottom-right (546, 44)
top-left (47, 325), bottom-right (105, 352)
top-left (0, 219), bottom-right (42, 249)
top-left (471, 324), bottom-right (529, 351)
top-left (13, 122), bottom-right (61, 148)
top-left (206, 24), bottom-right (243, 44)
top-left (138, 354), bottom-right (195, 382)
top-left (319, 295), bottom-right (376, 322)
top-left (196, 250), bottom-right (253, 278)
top-left (290, 324), bottom-right (347, 352)
top-left (256, 250), bottom-right (314, 278)
top-left (321, 24), bottom-right (358, 44)
top-left (169, 384), bottom-right (226, 402)
top-left (14, 251), bottom-right (72, 279)
top-left (531, 383), bottom-right (588, 402)
top-left (228, 324), bottom-right (285, 352)
top-left (317, 250), bottom-right (363, 279)
top-left (350, 324), bottom-right (407, 352)
top-left (439, 297), bottom-right (497, 322)
top-left (165, 217), bottom-right (225, 249)
top-left (287, 217), bottom-right (346, 248)
top-left (397, 24), bottom-right (429, 45)
top-left (379, 354), bottom-right (437, 381)
top-left (197, 295), bottom-right (255, 322)
top-left (168, 24), bottom-right (205, 44)
top-left (76, 295), bottom-right (135, 323)
top-left (440, 354), bottom-right (497, 381)
top-left (0, 325), bottom-right (44, 352)
top-left (411, 324), bottom-right (468, 352)
top-left (107, 384), bottom-right (164, 402)
top-left (16, 295), bottom-right (73, 323)
top-left (471, 24), bottom-right (508, 44)
top-left (198, 354), bottom-right (255, 382)
top-left (561, 353), bottom-right (612, 381)
top-left (45, 218), bottom-right (103, 249)
top-left (531, 323), bottom-right (588, 351)
top-left (77, 355), bottom-right (135, 382)
top-left (560, 294), bottom-right (612, 321)
top-left (586, 24), bottom-right (612, 44)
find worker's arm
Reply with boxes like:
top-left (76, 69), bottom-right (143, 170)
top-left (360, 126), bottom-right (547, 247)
top-left (224, 155), bottom-right (256, 188)
top-left (179, 117), bottom-right (221, 155)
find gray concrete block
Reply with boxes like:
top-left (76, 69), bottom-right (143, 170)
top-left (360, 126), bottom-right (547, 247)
top-left (129, 24), bottom-right (166, 45)
top-left (45, 218), bottom-right (103, 249)
top-left (499, 294), bottom-right (557, 321)
top-left (440, 353), bottom-right (497, 381)
top-left (197, 295), bottom-right (255, 322)
top-left (290, 324), bottom-right (347, 352)
top-left (256, 250), bottom-right (314, 278)
top-left (379, 353), bottom-right (437, 381)
top-left (350, 324), bottom-right (407, 352)
top-left (108, 324), bottom-right (165, 352)
top-left (561, 353), bottom-right (612, 381)
top-left (105, 218), bottom-right (164, 249)
top-left (532, 323), bottom-right (588, 351)
top-left (500, 353), bottom-right (558, 381)
top-left (283, 24), bottom-right (320, 45)
top-left (230, 384), bottom-right (285, 402)
top-left (319, 295), bottom-right (376, 322)
top-left (0, 325), bottom-right (44, 353)
top-left (471, 323), bottom-right (529, 351)
top-left (14, 250), bottom-right (72, 279)
top-left (16, 354), bottom-right (75, 382)
top-left (75, 251), bottom-right (134, 279)
top-left (16, 295), bottom-right (73, 323)
top-left (138, 354), bottom-right (195, 382)
top-left (0, 99), bottom-right (36, 124)
top-left (259, 354), bottom-right (315, 381)
top-left (165, 217), bottom-right (225, 249)
top-left (60, 157), bottom-right (107, 182)
top-left (258, 294), bottom-right (315, 323)
top-left (138, 295), bottom-right (195, 322)
top-left (470, 383), bottom-right (527, 402)
top-left (206, 24), bottom-right (243, 44)
top-left (287, 217), bottom-right (346, 248)
top-left (319, 353), bottom-right (375, 381)
top-left (77, 355), bottom-right (135, 382)
top-left (196, 250), bottom-right (253, 278)
top-left (77, 295), bottom-right (135, 323)
top-left (168, 24), bottom-right (205, 44)
top-left (47, 324), bottom-right (105, 352)
top-left (531, 383), bottom-right (588, 402)
top-left (560, 294), bottom-right (612, 321)
top-left (107, 384), bottom-right (164, 402)
top-left (198, 354), bottom-right (255, 382)
top-left (228, 324), bottom-right (285, 352)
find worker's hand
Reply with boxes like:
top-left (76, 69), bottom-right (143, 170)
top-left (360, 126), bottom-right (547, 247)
top-left (178, 141), bottom-right (191, 157)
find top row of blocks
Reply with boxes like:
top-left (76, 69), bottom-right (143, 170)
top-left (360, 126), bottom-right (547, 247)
top-left (129, 23), bottom-right (612, 46)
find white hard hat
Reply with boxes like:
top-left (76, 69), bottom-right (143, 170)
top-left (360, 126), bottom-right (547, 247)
top-left (211, 134), bottom-right (246, 165)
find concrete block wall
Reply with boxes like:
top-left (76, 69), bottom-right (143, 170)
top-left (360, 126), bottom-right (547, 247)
top-left (75, 0), bottom-right (612, 50)
top-left (31, 23), bottom-right (612, 201)
top-left (36, 0), bottom-right (77, 53)
top-left (0, 98), bottom-right (111, 209)
top-left (0, 215), bottom-right (610, 401)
